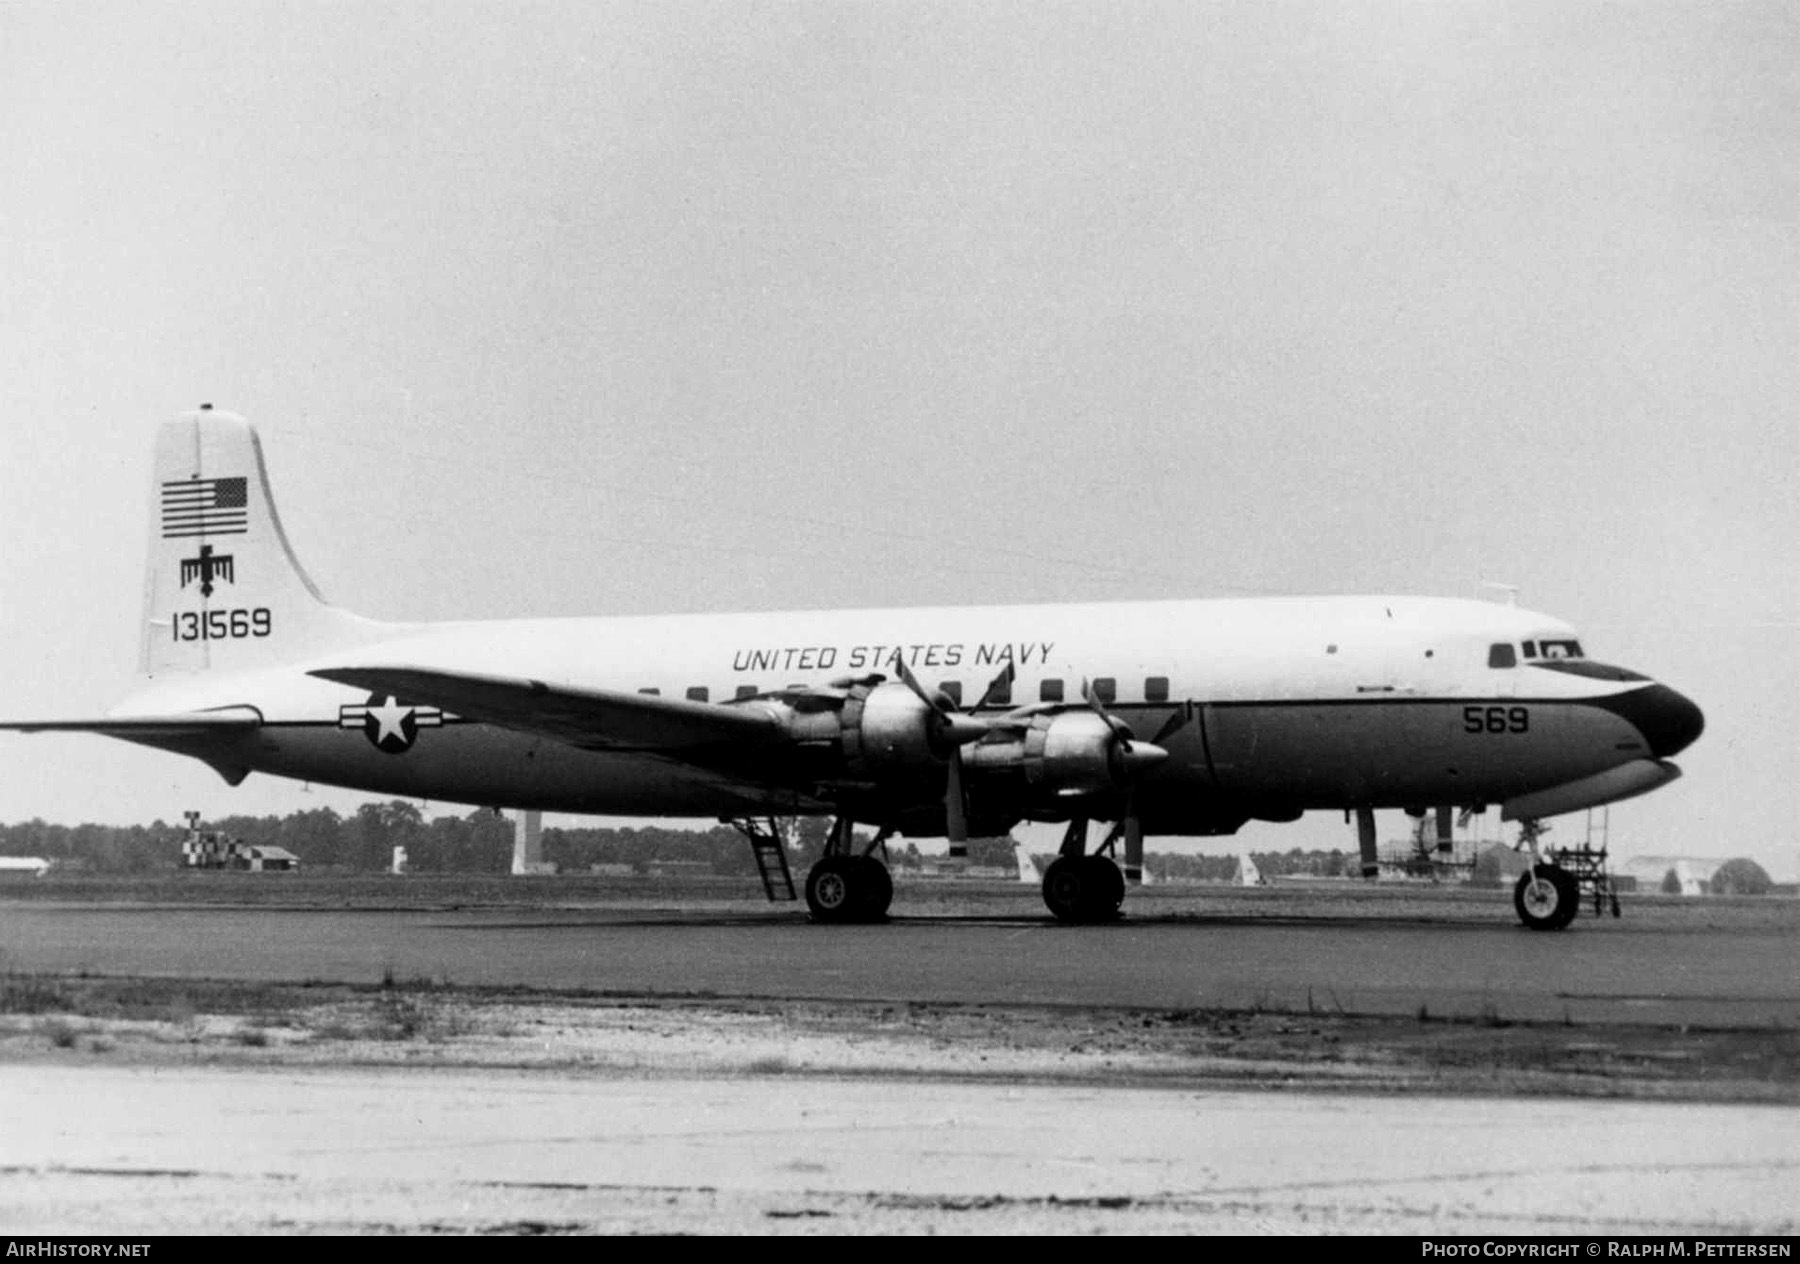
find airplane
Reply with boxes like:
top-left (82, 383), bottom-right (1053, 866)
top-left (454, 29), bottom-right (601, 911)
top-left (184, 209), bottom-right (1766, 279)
top-left (3, 407), bottom-right (1704, 930)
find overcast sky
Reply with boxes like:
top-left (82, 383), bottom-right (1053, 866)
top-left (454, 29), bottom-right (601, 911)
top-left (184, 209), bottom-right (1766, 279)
top-left (2, 3), bottom-right (1795, 875)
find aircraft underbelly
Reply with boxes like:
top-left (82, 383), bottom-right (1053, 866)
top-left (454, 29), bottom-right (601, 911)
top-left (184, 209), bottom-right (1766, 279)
top-left (204, 723), bottom-right (813, 816)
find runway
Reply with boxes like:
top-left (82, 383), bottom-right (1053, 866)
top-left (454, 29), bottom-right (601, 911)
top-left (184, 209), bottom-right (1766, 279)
top-left (1, 882), bottom-right (1796, 1028)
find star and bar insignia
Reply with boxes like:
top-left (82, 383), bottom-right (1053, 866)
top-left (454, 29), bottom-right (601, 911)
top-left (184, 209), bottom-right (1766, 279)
top-left (338, 694), bottom-right (444, 754)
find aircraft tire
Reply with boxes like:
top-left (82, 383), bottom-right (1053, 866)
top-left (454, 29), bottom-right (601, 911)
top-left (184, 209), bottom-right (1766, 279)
top-left (805, 857), bottom-right (858, 924)
top-left (1042, 857), bottom-right (1087, 923)
top-left (1513, 864), bottom-right (1580, 931)
top-left (1080, 855), bottom-right (1125, 920)
top-left (852, 857), bottom-right (893, 920)
top-left (1043, 856), bottom-right (1122, 924)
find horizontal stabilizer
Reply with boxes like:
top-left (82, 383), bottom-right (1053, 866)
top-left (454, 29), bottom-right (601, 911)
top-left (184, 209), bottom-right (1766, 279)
top-left (0, 708), bottom-right (263, 736)
top-left (308, 666), bottom-right (783, 752)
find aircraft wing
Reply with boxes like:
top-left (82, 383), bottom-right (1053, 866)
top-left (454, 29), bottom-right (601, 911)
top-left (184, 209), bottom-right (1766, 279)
top-left (0, 709), bottom-right (263, 736)
top-left (309, 666), bottom-right (784, 753)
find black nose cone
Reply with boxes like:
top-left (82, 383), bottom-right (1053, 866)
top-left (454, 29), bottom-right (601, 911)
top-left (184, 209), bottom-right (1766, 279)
top-left (1619, 684), bottom-right (1706, 758)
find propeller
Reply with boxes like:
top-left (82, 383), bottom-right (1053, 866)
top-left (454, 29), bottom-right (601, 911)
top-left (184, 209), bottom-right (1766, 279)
top-left (1079, 680), bottom-right (1169, 886)
top-left (891, 652), bottom-right (995, 850)
top-left (1080, 679), bottom-right (1168, 778)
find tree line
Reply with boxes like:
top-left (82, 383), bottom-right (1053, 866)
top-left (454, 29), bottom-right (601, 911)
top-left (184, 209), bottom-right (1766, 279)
top-left (0, 804), bottom-right (1308, 880)
top-left (0, 804), bottom-right (1776, 892)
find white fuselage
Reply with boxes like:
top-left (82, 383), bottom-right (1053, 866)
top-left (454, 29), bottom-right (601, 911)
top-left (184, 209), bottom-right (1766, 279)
top-left (111, 594), bottom-right (1697, 835)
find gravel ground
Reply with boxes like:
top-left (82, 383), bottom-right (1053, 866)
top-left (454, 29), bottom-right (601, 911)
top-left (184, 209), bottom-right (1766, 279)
top-left (4, 975), bottom-right (1797, 1102)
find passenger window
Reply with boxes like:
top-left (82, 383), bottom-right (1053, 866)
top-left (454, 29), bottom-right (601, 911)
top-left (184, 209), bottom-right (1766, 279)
top-left (938, 681), bottom-right (962, 706)
top-left (1488, 643), bottom-right (1517, 669)
top-left (638, 687), bottom-right (661, 696)
top-left (987, 678), bottom-right (1012, 707)
top-left (1145, 676), bottom-right (1170, 703)
top-left (1040, 678), bottom-right (1064, 703)
top-left (1091, 677), bottom-right (1116, 704)
top-left (735, 685), bottom-right (758, 700)
top-left (686, 686), bottom-right (709, 702)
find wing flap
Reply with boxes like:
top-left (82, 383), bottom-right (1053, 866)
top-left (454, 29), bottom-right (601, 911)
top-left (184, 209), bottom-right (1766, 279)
top-left (309, 666), bottom-right (782, 752)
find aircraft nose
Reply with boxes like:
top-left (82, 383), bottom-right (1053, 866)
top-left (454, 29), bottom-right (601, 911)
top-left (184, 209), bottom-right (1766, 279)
top-left (1620, 683), bottom-right (1706, 758)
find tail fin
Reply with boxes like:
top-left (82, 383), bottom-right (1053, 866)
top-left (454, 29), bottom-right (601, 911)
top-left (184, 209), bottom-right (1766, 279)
top-left (1238, 850), bottom-right (1263, 887)
top-left (141, 406), bottom-right (386, 677)
top-left (1014, 838), bottom-right (1039, 884)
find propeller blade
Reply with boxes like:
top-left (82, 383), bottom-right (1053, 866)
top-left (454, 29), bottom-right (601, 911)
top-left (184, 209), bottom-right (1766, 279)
top-left (893, 649), bottom-right (989, 747)
top-left (891, 653), bottom-right (936, 707)
top-left (971, 662), bottom-right (1016, 712)
top-left (1123, 788), bottom-right (1145, 885)
top-left (1147, 701), bottom-right (1192, 747)
top-left (945, 748), bottom-right (969, 852)
top-left (1080, 678), bottom-right (1135, 746)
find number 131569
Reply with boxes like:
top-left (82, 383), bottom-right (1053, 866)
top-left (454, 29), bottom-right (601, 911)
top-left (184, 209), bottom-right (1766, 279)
top-left (172, 609), bottom-right (272, 641)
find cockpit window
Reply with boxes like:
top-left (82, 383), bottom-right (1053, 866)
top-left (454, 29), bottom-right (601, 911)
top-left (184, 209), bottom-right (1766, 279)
top-left (1488, 643), bottom-right (1517, 669)
top-left (1521, 640), bottom-right (1537, 658)
top-left (1530, 659), bottom-right (1647, 682)
top-left (1539, 639), bottom-right (1583, 659)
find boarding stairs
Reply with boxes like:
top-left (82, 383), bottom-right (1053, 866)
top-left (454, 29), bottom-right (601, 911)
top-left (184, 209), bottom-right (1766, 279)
top-left (731, 817), bottom-right (797, 901)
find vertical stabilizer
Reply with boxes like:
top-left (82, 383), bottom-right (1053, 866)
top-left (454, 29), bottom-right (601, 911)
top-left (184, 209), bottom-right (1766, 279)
top-left (1238, 850), bottom-right (1263, 887)
top-left (1015, 839), bottom-right (1039, 884)
top-left (140, 407), bottom-right (386, 677)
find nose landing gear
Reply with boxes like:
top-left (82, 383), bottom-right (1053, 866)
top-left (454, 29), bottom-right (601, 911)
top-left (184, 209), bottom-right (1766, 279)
top-left (1514, 862), bottom-right (1581, 931)
top-left (1511, 817), bottom-right (1616, 930)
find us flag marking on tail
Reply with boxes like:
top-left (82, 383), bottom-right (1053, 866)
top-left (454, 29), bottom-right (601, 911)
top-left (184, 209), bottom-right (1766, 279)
top-left (162, 477), bottom-right (248, 538)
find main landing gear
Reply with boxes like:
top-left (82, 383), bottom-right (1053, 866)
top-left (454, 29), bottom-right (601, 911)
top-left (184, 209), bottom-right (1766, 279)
top-left (1041, 818), bottom-right (1126, 924)
top-left (803, 817), bottom-right (895, 924)
top-left (1511, 817), bottom-right (1581, 931)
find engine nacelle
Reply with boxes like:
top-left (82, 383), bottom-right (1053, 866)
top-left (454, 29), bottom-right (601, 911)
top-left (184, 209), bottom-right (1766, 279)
top-left (765, 681), bottom-right (954, 779)
top-left (964, 710), bottom-right (1129, 796)
top-left (841, 682), bottom-right (947, 773)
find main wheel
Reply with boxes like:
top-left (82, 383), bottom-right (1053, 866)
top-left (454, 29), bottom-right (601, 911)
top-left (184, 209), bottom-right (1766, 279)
top-left (1042, 856), bottom-right (1087, 923)
top-left (805, 857), bottom-right (857, 923)
top-left (1043, 856), bottom-right (1124, 923)
top-left (851, 856), bottom-right (893, 920)
top-left (1080, 855), bottom-right (1125, 920)
top-left (1514, 864), bottom-right (1580, 931)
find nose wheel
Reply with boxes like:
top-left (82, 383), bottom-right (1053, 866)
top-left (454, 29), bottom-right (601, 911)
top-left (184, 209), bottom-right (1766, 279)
top-left (1513, 864), bottom-right (1580, 931)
